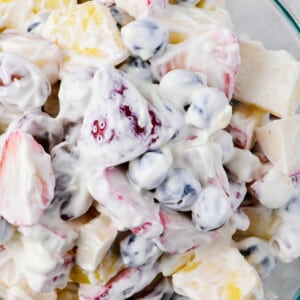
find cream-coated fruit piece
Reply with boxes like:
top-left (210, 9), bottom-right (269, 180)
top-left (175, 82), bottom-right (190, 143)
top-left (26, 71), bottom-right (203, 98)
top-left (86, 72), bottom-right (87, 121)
top-left (0, 130), bottom-right (54, 226)
top-left (151, 25), bottom-right (240, 99)
top-left (0, 0), bottom-right (76, 31)
top-left (41, 1), bottom-right (128, 74)
top-left (256, 115), bottom-right (300, 176)
top-left (172, 244), bottom-right (263, 300)
top-left (225, 148), bottom-right (264, 183)
top-left (250, 166), bottom-right (296, 209)
top-left (234, 39), bottom-right (300, 118)
top-left (227, 102), bottom-right (268, 149)
top-left (0, 30), bottom-right (62, 84)
top-left (0, 53), bottom-right (50, 111)
top-left (0, 0), bottom-right (299, 298)
top-left (156, 3), bottom-right (233, 44)
top-left (76, 214), bottom-right (118, 272)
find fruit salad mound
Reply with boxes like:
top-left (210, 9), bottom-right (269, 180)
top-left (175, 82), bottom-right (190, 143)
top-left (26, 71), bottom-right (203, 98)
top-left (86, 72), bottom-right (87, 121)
top-left (0, 0), bottom-right (300, 299)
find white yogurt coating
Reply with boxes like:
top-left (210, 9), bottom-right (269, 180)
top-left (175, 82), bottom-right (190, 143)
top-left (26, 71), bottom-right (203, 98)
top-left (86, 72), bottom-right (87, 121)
top-left (0, 130), bottom-right (54, 226)
top-left (121, 18), bottom-right (168, 60)
top-left (0, 53), bottom-right (51, 111)
top-left (0, 0), bottom-right (299, 299)
top-left (0, 30), bottom-right (62, 84)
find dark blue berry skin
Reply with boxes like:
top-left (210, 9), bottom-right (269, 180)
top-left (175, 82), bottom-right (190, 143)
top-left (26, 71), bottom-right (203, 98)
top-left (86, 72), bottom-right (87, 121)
top-left (237, 238), bottom-right (277, 279)
top-left (155, 168), bottom-right (201, 211)
top-left (27, 22), bottom-right (40, 32)
top-left (191, 186), bottom-right (231, 232)
top-left (120, 234), bottom-right (161, 267)
top-left (121, 57), bottom-right (152, 82)
top-left (121, 19), bottom-right (168, 60)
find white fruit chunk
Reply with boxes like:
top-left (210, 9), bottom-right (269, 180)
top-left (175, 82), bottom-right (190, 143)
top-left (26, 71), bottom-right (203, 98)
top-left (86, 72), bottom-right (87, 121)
top-left (256, 115), bottom-right (300, 176)
top-left (225, 148), bottom-right (263, 183)
top-left (250, 166), bottom-right (296, 209)
top-left (234, 39), bottom-right (300, 117)
top-left (76, 214), bottom-right (118, 272)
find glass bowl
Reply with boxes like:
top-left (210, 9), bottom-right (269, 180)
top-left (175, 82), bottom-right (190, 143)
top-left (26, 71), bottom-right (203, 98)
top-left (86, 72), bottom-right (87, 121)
top-left (226, 0), bottom-right (300, 60)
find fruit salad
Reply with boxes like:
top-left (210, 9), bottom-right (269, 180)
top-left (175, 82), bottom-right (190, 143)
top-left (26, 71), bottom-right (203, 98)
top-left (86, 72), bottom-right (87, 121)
top-left (0, 0), bottom-right (299, 299)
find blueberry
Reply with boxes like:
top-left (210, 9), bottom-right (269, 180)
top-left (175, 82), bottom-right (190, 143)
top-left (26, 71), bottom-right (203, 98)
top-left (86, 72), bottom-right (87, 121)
top-left (185, 87), bottom-right (230, 132)
top-left (121, 19), bottom-right (168, 60)
top-left (239, 245), bottom-right (257, 257)
top-left (121, 57), bottom-right (152, 82)
top-left (158, 69), bottom-right (205, 110)
top-left (128, 147), bottom-right (172, 190)
top-left (282, 193), bottom-right (300, 214)
top-left (237, 237), bottom-right (277, 279)
top-left (191, 186), bottom-right (232, 231)
top-left (120, 234), bottom-right (161, 267)
top-left (155, 168), bottom-right (201, 211)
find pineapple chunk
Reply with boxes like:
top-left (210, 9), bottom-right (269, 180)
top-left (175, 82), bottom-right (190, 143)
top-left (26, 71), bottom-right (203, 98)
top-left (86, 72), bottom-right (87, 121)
top-left (250, 166), bottom-right (296, 209)
top-left (234, 205), bottom-right (281, 241)
top-left (172, 245), bottom-right (263, 299)
top-left (0, 0), bottom-right (33, 30)
top-left (32, 0), bottom-right (76, 13)
top-left (0, 0), bottom-right (76, 31)
top-left (256, 115), bottom-right (300, 176)
top-left (225, 148), bottom-right (263, 182)
top-left (155, 4), bottom-right (232, 44)
top-left (76, 214), bottom-right (118, 272)
top-left (234, 39), bottom-right (300, 117)
top-left (41, 1), bottom-right (128, 73)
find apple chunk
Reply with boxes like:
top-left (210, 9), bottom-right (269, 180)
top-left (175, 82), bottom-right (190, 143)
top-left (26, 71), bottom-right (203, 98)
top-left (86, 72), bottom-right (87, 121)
top-left (256, 115), bottom-right (300, 176)
top-left (234, 39), bottom-right (300, 117)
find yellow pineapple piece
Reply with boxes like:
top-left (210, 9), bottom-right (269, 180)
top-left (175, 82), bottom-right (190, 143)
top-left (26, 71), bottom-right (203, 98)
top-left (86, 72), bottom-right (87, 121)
top-left (91, 248), bottom-right (125, 285)
top-left (0, 0), bottom-right (33, 30)
top-left (69, 265), bottom-right (91, 285)
top-left (233, 205), bottom-right (281, 241)
top-left (57, 282), bottom-right (79, 300)
top-left (159, 251), bottom-right (197, 276)
top-left (32, 0), bottom-right (76, 13)
top-left (76, 214), bottom-right (118, 272)
top-left (155, 1), bottom-right (232, 46)
top-left (41, 1), bottom-right (128, 73)
top-left (172, 245), bottom-right (263, 299)
top-left (70, 249), bottom-right (124, 286)
top-left (0, 0), bottom-right (76, 31)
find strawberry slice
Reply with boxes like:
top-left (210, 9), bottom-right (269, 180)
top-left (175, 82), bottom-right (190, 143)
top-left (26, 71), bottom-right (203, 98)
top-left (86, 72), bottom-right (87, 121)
top-left (0, 130), bottom-right (55, 226)
top-left (79, 65), bottom-right (167, 168)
